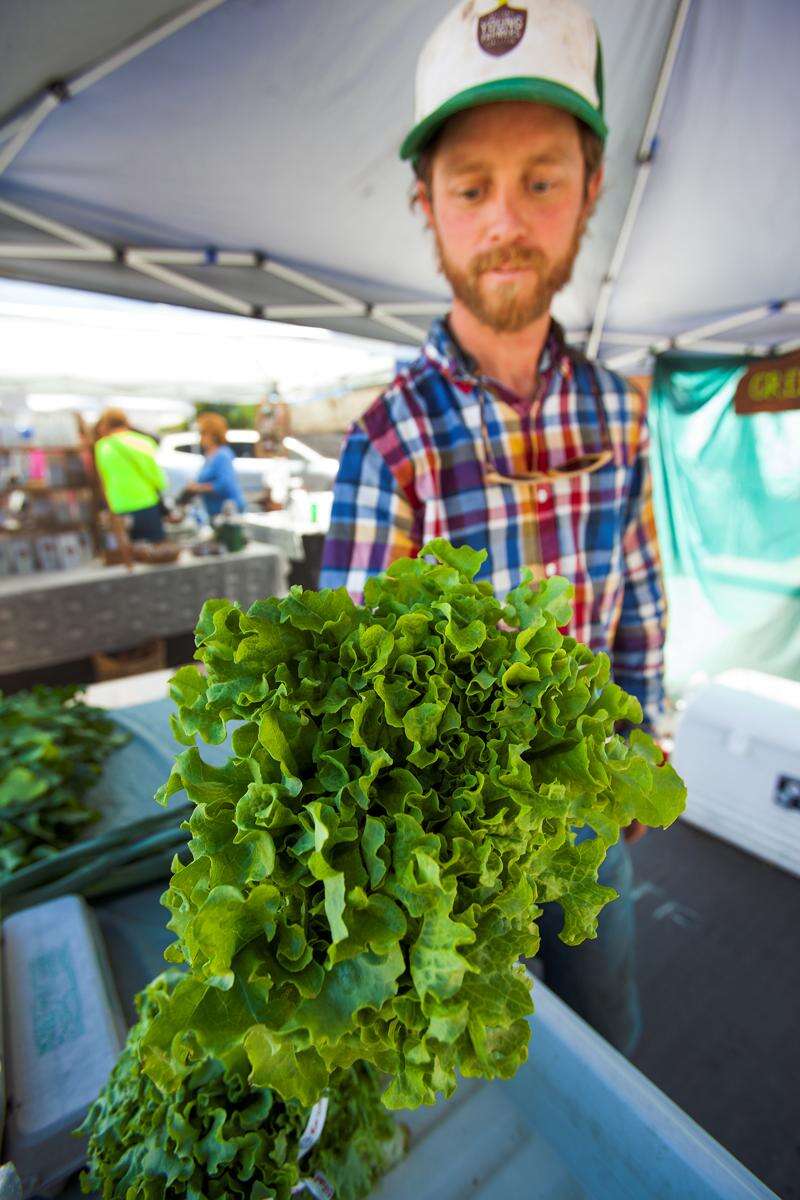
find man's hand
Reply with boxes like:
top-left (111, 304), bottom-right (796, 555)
top-left (623, 819), bottom-right (647, 845)
top-left (620, 736), bottom-right (669, 844)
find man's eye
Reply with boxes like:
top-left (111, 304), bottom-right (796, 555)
top-left (529, 180), bottom-right (553, 194)
top-left (458, 187), bottom-right (482, 200)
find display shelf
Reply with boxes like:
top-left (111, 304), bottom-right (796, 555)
top-left (0, 437), bottom-right (102, 574)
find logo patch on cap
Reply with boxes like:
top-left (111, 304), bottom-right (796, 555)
top-left (477, 3), bottom-right (527, 56)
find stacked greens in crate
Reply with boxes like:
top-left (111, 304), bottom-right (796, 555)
top-left (0, 685), bottom-right (202, 915)
top-left (79, 541), bottom-right (685, 1198)
top-left (0, 687), bottom-right (128, 883)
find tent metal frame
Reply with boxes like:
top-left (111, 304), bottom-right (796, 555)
top-left (605, 301), bottom-right (800, 370)
top-left (0, 197), bottom-right (430, 342)
top-left (1, 195), bottom-right (797, 363)
top-left (1, 0), bottom-right (798, 365)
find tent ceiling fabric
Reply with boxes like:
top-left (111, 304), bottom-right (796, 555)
top-left (0, 0), bottom-right (196, 126)
top-left (1, 0), bottom-right (798, 360)
top-left (607, 0), bottom-right (800, 340)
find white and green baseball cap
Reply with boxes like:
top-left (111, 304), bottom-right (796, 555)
top-left (400, 0), bottom-right (607, 161)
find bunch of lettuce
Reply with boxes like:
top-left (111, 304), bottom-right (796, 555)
top-left (0, 686), bottom-right (128, 876)
top-left (143, 541), bottom-right (684, 1108)
top-left (79, 971), bottom-right (404, 1200)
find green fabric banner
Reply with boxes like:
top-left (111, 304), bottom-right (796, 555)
top-left (649, 352), bottom-right (800, 692)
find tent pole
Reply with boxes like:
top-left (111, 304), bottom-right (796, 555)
top-left (259, 258), bottom-right (427, 339)
top-left (125, 254), bottom-right (254, 317)
top-left (0, 95), bottom-right (59, 175)
top-left (370, 309), bottom-right (429, 342)
top-left (0, 246), bottom-right (112, 261)
top-left (133, 250), bottom-right (260, 268)
top-left (599, 332), bottom-right (660, 347)
top-left (586, 0), bottom-right (693, 360)
top-left (0, 0), bottom-right (227, 176)
top-left (257, 258), bottom-right (364, 311)
top-left (71, 0), bottom-right (227, 95)
top-left (379, 302), bottom-right (447, 317)
top-left (670, 339), bottom-right (772, 356)
top-left (0, 198), bottom-right (109, 251)
top-left (673, 303), bottom-right (782, 346)
top-left (607, 339), bottom-right (777, 372)
top-left (265, 305), bottom-right (366, 320)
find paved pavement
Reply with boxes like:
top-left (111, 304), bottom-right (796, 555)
top-left (630, 821), bottom-right (800, 1199)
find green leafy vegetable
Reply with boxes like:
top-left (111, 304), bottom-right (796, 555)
top-left (80, 972), bottom-right (404, 1200)
top-left (144, 542), bottom-right (685, 1109)
top-left (0, 686), bottom-right (128, 876)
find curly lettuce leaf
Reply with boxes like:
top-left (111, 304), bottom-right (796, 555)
top-left (80, 973), bottom-right (402, 1200)
top-left (153, 542), bottom-right (685, 1108)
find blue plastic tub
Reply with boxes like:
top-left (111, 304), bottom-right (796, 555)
top-left (49, 881), bottom-right (775, 1200)
top-left (374, 981), bottom-right (776, 1200)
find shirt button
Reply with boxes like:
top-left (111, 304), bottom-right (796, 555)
top-left (545, 562), bottom-right (557, 577)
top-left (536, 487), bottom-right (549, 504)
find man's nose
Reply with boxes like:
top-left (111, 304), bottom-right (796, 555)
top-left (486, 186), bottom-right (528, 242)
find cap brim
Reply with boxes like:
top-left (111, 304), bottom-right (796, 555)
top-left (400, 76), bottom-right (608, 161)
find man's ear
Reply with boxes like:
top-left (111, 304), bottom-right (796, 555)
top-left (415, 179), bottom-right (434, 227)
top-left (585, 162), bottom-right (604, 217)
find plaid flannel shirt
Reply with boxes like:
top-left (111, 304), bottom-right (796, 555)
top-left (320, 318), bottom-right (667, 731)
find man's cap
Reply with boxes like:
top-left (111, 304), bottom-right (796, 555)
top-left (400, 0), bottom-right (607, 162)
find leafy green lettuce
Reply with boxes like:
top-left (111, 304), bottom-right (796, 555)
top-left (0, 686), bottom-right (128, 876)
top-left (79, 972), bottom-right (404, 1200)
top-left (144, 541), bottom-right (685, 1108)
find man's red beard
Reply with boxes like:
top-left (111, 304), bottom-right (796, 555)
top-left (434, 216), bottom-right (587, 334)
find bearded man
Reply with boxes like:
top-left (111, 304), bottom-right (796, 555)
top-left (320, 0), bottom-right (667, 1056)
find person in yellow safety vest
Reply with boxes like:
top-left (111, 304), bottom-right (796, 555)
top-left (94, 408), bottom-right (168, 542)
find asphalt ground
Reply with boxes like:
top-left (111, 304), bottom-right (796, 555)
top-left (629, 820), bottom-right (800, 1199)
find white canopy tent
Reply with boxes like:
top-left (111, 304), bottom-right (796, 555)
top-left (0, 279), bottom-right (398, 406)
top-left (1, 0), bottom-right (798, 367)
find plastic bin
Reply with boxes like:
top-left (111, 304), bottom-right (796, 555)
top-left (49, 887), bottom-right (776, 1200)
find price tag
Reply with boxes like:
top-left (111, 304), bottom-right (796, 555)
top-left (290, 1097), bottom-right (334, 1197)
top-left (298, 1096), bottom-right (329, 1159)
top-left (294, 1172), bottom-right (335, 1200)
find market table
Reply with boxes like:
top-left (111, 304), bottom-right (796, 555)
top-left (242, 489), bottom-right (333, 554)
top-left (0, 543), bottom-right (287, 675)
top-left (242, 494), bottom-right (331, 589)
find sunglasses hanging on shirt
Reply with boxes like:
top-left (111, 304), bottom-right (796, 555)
top-left (476, 375), bottom-right (614, 487)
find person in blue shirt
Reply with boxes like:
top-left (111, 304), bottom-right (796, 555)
top-left (183, 412), bottom-right (246, 517)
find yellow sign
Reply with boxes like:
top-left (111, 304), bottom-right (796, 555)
top-left (735, 351), bottom-right (800, 414)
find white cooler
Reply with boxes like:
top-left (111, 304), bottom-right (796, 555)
top-left (672, 669), bottom-right (800, 876)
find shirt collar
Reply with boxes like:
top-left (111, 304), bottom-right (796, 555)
top-left (422, 314), bottom-right (572, 395)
